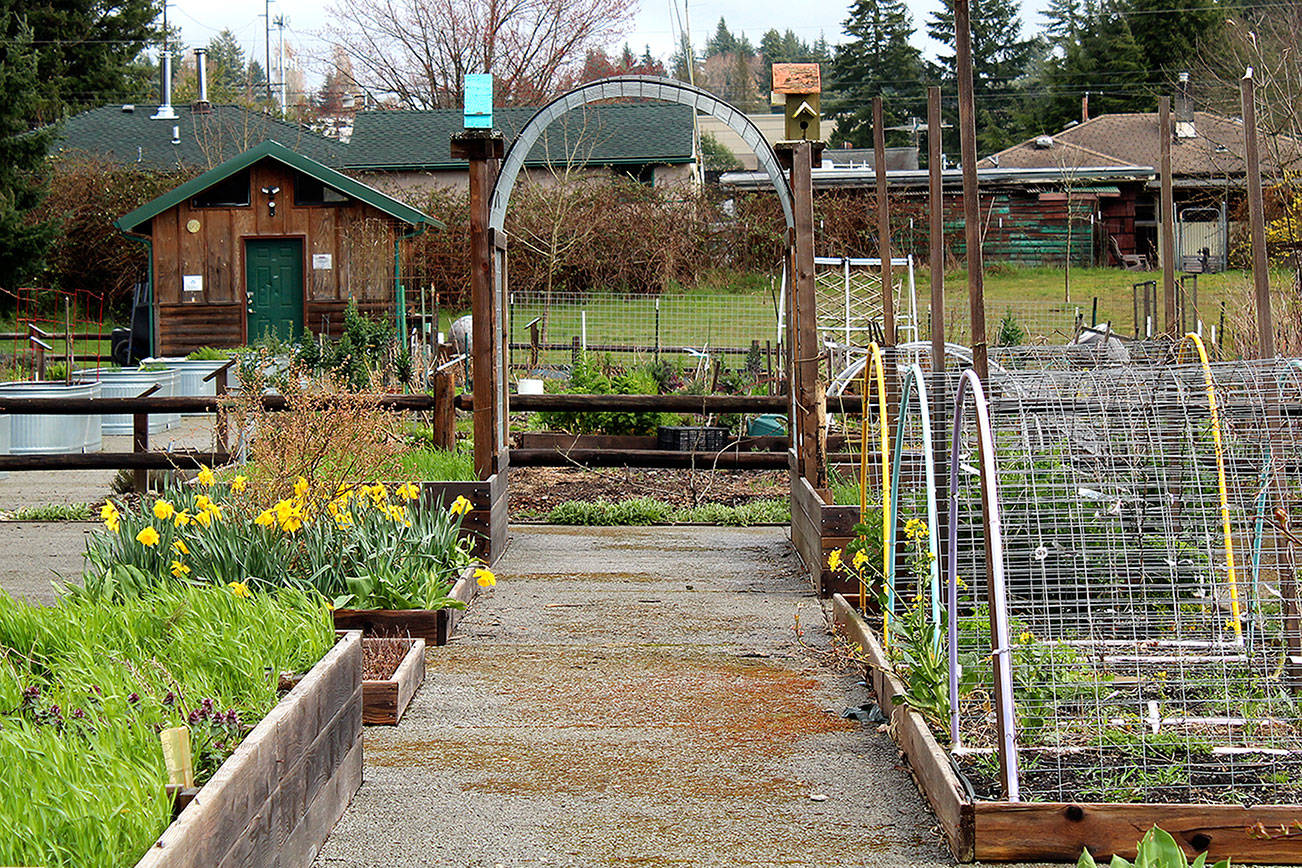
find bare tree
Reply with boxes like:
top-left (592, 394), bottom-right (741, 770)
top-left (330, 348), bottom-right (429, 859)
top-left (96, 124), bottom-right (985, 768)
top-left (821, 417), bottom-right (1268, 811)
top-left (323, 0), bottom-right (636, 109)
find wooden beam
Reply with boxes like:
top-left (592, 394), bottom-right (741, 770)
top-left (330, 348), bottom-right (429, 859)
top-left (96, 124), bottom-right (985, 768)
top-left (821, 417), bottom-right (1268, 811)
top-left (789, 140), bottom-right (826, 488)
top-left (466, 136), bottom-right (500, 480)
top-left (1242, 71), bottom-right (1274, 358)
top-left (928, 84), bottom-right (950, 582)
top-left (874, 96), bottom-right (894, 345)
top-left (455, 393), bottom-right (800, 413)
top-left (954, 0), bottom-right (987, 383)
top-left (1160, 96), bottom-right (1177, 335)
top-left (0, 451), bottom-right (229, 471)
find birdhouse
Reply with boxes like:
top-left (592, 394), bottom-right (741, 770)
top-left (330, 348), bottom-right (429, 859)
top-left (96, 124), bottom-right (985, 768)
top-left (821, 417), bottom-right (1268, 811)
top-left (464, 74), bottom-right (493, 129)
top-left (771, 63), bottom-right (822, 142)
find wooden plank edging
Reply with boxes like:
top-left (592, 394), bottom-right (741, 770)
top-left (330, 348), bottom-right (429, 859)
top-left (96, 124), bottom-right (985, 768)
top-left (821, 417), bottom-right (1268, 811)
top-left (134, 630), bottom-right (363, 868)
top-left (362, 638), bottom-right (426, 725)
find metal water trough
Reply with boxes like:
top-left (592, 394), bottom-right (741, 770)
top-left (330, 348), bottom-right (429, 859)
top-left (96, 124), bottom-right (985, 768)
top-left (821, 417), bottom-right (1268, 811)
top-left (75, 368), bottom-right (179, 434)
top-left (0, 381), bottom-right (101, 454)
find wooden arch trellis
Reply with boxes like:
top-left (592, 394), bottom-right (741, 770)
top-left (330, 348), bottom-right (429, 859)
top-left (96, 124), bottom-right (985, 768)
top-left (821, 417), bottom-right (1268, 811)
top-left (456, 74), bottom-right (821, 489)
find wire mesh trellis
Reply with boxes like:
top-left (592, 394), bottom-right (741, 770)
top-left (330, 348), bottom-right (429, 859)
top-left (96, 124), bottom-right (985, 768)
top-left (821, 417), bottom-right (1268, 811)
top-left (815, 256), bottom-right (919, 378)
top-left (848, 346), bottom-right (1302, 807)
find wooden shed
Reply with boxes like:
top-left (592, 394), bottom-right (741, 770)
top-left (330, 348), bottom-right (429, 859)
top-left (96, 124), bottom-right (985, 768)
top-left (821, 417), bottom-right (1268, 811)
top-left (114, 140), bottom-right (441, 355)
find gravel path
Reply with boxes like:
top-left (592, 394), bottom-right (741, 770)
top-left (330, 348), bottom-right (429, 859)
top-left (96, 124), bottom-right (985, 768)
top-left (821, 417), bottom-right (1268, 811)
top-left (315, 525), bottom-right (958, 868)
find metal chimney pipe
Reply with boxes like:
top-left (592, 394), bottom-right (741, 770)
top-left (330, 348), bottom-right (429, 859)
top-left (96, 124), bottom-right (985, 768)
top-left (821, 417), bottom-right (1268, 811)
top-left (195, 48), bottom-right (209, 106)
top-left (1175, 71), bottom-right (1195, 137)
top-left (151, 50), bottom-right (177, 119)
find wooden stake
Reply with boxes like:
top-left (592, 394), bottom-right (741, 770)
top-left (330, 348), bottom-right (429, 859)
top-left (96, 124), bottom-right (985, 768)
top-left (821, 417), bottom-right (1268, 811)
top-left (954, 0), bottom-right (987, 384)
top-left (874, 97), bottom-right (894, 345)
top-left (928, 84), bottom-right (949, 577)
top-left (1160, 97), bottom-right (1177, 335)
top-left (955, 0), bottom-right (1013, 800)
top-left (1242, 72), bottom-right (1274, 358)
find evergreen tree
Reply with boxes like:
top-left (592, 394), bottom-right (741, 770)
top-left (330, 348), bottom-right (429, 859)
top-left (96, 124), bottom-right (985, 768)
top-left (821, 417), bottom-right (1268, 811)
top-left (928, 0), bottom-right (1040, 151)
top-left (12, 0), bottom-right (160, 121)
top-left (0, 15), bottom-right (57, 290)
top-left (206, 29), bottom-right (248, 97)
top-left (1121, 0), bottom-right (1224, 89)
top-left (1039, 5), bottom-right (1148, 130)
top-left (829, 0), bottom-right (930, 147)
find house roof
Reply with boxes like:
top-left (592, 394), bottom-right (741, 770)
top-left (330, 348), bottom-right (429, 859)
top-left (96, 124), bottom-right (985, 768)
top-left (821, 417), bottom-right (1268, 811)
top-left (344, 103), bottom-right (696, 171)
top-left (50, 104), bottom-right (344, 171)
top-left (980, 111), bottom-right (1302, 177)
top-left (114, 140), bottom-right (440, 232)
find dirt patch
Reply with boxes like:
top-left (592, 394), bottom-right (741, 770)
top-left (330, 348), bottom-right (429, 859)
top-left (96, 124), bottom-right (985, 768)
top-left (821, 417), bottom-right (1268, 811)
top-left (509, 466), bottom-right (786, 515)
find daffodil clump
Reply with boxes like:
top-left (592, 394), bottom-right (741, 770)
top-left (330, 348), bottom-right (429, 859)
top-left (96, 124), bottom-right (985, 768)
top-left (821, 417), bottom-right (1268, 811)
top-left (0, 582), bottom-right (333, 868)
top-left (85, 471), bottom-right (490, 610)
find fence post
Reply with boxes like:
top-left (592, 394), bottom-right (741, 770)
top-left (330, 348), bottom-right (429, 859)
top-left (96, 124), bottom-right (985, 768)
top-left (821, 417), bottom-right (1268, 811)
top-left (432, 368), bottom-right (456, 451)
top-left (132, 384), bottom-right (161, 494)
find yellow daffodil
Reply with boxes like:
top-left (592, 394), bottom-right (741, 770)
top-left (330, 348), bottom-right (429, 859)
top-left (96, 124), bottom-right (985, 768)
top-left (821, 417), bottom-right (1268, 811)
top-left (280, 513), bottom-right (304, 533)
top-left (227, 581), bottom-right (251, 599)
top-left (474, 567), bottom-right (496, 588)
top-left (172, 539), bottom-right (189, 555)
top-left (197, 465), bottom-right (215, 487)
top-left (333, 511), bottom-right (354, 528)
top-left (255, 510), bottom-right (275, 527)
top-left (231, 475), bottom-right (247, 493)
top-left (152, 500), bottom-right (176, 521)
top-left (174, 511), bottom-right (192, 527)
top-left (100, 501), bottom-right (121, 532)
top-left (170, 560), bottom-right (190, 578)
top-left (396, 482), bottom-right (420, 502)
top-left (294, 476), bottom-right (310, 498)
top-left (204, 503), bottom-right (223, 521)
top-left (192, 510), bottom-right (212, 528)
top-left (194, 494), bottom-right (212, 511)
top-left (827, 548), bottom-right (843, 573)
top-left (449, 495), bottom-right (472, 516)
top-left (274, 499), bottom-right (295, 521)
top-left (136, 526), bottom-right (161, 547)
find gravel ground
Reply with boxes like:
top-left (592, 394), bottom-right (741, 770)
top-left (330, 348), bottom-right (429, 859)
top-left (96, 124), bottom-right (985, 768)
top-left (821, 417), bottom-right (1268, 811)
top-left (315, 526), bottom-right (960, 868)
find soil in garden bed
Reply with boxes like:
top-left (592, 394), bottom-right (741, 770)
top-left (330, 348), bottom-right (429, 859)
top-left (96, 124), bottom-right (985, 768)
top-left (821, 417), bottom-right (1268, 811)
top-left (363, 637), bottom-right (415, 681)
top-left (509, 466), bottom-right (786, 515)
top-left (955, 747), bottom-right (1302, 805)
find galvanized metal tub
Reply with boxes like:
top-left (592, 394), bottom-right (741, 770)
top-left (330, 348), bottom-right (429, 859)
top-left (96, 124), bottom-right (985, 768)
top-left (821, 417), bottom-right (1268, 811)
top-left (162, 359), bottom-right (232, 414)
top-left (0, 381), bottom-right (102, 454)
top-left (75, 369), bottom-right (178, 435)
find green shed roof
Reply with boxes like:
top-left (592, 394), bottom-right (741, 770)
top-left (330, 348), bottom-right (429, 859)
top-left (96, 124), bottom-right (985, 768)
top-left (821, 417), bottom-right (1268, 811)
top-left (344, 103), bottom-right (696, 171)
top-left (51, 104), bottom-right (344, 170)
top-left (114, 140), bottom-right (440, 232)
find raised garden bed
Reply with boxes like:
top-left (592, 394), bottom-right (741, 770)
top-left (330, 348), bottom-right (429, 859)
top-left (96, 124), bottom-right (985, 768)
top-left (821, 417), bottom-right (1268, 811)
top-left (333, 566), bottom-right (479, 645)
top-left (789, 453), bottom-right (860, 598)
top-left (362, 637), bottom-right (425, 725)
top-left (134, 629), bottom-right (363, 868)
top-left (832, 595), bottom-right (1302, 865)
top-left (415, 474), bottom-right (507, 564)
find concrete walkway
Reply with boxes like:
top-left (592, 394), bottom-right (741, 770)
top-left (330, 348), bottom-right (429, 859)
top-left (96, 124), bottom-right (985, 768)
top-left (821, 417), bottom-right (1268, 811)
top-left (316, 526), bottom-right (955, 867)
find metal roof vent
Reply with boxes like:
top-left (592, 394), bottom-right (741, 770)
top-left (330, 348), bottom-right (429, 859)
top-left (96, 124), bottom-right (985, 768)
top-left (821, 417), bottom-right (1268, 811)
top-left (193, 48), bottom-right (212, 114)
top-left (1033, 135), bottom-right (1054, 149)
top-left (151, 50), bottom-right (177, 120)
top-left (171, 125), bottom-right (180, 145)
top-left (122, 104), bottom-right (135, 113)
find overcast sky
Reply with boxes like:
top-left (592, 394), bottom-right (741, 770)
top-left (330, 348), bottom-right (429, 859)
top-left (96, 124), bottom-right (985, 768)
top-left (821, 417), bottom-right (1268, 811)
top-left (168, 0), bottom-right (1053, 88)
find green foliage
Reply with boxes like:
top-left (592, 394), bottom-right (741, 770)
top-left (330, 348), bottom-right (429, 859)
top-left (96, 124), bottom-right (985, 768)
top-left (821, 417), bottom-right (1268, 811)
top-left (290, 300), bottom-right (396, 391)
top-left (1078, 826), bottom-right (1230, 868)
top-left (394, 447), bottom-right (476, 482)
top-left (536, 354), bottom-right (670, 435)
top-left (996, 308), bottom-right (1026, 346)
top-left (543, 497), bottom-right (788, 526)
top-left (8, 503), bottom-right (93, 521)
top-left (186, 347), bottom-right (232, 361)
top-left (700, 131), bottom-right (742, 172)
top-left (0, 16), bottom-right (58, 291)
top-left (0, 583), bottom-right (333, 867)
top-left (829, 0), bottom-right (931, 148)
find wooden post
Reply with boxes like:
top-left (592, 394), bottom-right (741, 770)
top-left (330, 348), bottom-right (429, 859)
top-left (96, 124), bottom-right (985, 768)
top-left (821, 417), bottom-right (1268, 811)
top-left (214, 363), bottom-right (229, 451)
top-left (928, 84), bottom-right (949, 577)
top-left (571, 335), bottom-right (581, 367)
top-left (133, 383), bottom-right (161, 493)
top-left (955, 0), bottom-right (1013, 800)
top-left (1242, 71), bottom-right (1274, 358)
top-left (954, 0), bottom-right (987, 384)
top-left (451, 130), bottom-right (505, 481)
top-left (786, 141), bottom-right (826, 489)
top-left (432, 368), bottom-right (456, 451)
top-left (874, 97), bottom-right (894, 345)
top-left (1160, 96), bottom-right (1177, 335)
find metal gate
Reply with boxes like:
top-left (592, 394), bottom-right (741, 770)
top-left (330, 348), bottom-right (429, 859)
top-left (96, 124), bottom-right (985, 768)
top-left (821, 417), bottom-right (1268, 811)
top-left (1177, 202), bottom-right (1228, 273)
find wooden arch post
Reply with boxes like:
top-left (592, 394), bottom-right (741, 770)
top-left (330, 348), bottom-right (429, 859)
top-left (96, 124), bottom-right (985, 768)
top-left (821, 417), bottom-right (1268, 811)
top-left (451, 129), bottom-right (506, 480)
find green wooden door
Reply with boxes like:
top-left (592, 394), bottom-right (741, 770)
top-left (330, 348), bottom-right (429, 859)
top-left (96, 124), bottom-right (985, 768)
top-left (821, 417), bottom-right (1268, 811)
top-left (245, 238), bottom-right (304, 342)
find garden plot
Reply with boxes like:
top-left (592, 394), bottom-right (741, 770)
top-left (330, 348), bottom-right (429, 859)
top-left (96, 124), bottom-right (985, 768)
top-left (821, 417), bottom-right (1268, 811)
top-left (836, 350), bottom-right (1302, 862)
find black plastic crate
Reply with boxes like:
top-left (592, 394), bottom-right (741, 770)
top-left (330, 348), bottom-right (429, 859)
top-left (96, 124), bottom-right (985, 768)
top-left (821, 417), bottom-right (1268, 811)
top-left (657, 426), bottom-right (730, 452)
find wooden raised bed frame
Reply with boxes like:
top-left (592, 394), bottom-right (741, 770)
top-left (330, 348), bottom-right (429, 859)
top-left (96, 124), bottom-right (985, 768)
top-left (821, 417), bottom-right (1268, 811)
top-left (790, 452), bottom-right (860, 598)
top-left (831, 595), bottom-right (1302, 865)
top-left (416, 474), bottom-right (507, 565)
top-left (332, 566), bottom-right (479, 645)
top-left (134, 630), bottom-right (362, 868)
top-left (362, 637), bottom-right (425, 725)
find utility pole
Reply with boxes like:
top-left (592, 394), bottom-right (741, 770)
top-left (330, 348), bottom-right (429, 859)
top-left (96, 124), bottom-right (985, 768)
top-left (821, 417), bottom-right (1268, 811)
top-left (264, 0), bottom-right (273, 105)
top-left (275, 14), bottom-right (287, 115)
top-left (1160, 96), bottom-right (1176, 335)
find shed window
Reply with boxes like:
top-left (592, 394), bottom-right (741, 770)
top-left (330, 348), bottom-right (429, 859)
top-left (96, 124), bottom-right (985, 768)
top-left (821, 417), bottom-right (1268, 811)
top-left (191, 168), bottom-right (251, 207)
top-left (294, 174), bottom-right (351, 206)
